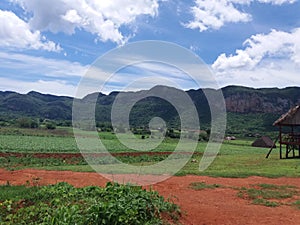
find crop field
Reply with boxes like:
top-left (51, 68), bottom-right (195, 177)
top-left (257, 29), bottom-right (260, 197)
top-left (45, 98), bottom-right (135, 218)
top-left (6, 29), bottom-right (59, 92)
top-left (0, 127), bottom-right (299, 178)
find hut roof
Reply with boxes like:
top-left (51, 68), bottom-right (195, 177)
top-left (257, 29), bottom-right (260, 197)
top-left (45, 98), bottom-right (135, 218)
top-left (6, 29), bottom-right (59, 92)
top-left (252, 136), bottom-right (276, 148)
top-left (273, 105), bottom-right (300, 126)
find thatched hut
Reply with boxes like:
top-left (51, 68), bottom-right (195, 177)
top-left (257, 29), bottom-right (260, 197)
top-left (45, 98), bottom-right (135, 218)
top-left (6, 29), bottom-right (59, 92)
top-left (252, 136), bottom-right (276, 148)
top-left (273, 105), bottom-right (300, 159)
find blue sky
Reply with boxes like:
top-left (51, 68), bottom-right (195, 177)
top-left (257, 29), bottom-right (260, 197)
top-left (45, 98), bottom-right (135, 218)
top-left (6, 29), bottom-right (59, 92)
top-left (0, 0), bottom-right (300, 97)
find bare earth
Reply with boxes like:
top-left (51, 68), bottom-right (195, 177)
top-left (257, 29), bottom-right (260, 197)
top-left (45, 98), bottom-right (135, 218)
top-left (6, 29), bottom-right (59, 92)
top-left (1, 169), bottom-right (300, 225)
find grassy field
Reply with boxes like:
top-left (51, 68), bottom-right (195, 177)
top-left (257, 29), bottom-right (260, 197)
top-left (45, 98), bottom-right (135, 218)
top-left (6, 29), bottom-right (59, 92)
top-left (0, 127), bottom-right (299, 178)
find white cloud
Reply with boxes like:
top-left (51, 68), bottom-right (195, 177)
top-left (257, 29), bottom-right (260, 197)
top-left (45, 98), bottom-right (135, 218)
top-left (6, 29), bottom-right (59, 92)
top-left (0, 77), bottom-right (77, 97)
top-left (0, 10), bottom-right (61, 51)
top-left (215, 59), bottom-right (300, 88)
top-left (212, 28), bottom-right (300, 71)
top-left (0, 51), bottom-right (88, 78)
top-left (10, 0), bottom-right (160, 45)
top-left (184, 0), bottom-right (251, 32)
top-left (185, 0), bottom-right (297, 32)
top-left (212, 27), bottom-right (300, 88)
top-left (257, 0), bottom-right (296, 4)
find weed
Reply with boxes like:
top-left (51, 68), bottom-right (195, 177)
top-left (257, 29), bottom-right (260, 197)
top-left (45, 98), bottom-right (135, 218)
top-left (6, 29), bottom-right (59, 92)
top-left (189, 182), bottom-right (222, 190)
top-left (292, 200), bottom-right (300, 209)
top-left (238, 183), bottom-right (298, 208)
top-left (252, 198), bottom-right (279, 207)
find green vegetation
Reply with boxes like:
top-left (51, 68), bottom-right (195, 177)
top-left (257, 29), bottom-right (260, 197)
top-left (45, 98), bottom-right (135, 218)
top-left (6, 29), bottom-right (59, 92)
top-left (189, 182), bottom-right (222, 190)
top-left (0, 182), bottom-right (180, 225)
top-left (189, 181), bottom-right (300, 209)
top-left (0, 127), bottom-right (300, 178)
top-left (15, 117), bottom-right (38, 129)
top-left (45, 121), bottom-right (57, 130)
top-left (237, 184), bottom-right (299, 207)
top-left (1, 85), bottom-right (299, 136)
top-left (0, 135), bottom-right (78, 153)
top-left (293, 200), bottom-right (300, 209)
top-left (226, 112), bottom-right (278, 138)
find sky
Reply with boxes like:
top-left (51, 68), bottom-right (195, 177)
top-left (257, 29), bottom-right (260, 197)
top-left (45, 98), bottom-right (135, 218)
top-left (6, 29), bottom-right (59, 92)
top-left (0, 0), bottom-right (300, 97)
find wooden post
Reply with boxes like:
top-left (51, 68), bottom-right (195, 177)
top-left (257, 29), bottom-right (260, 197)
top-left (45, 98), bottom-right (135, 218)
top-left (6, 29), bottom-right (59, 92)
top-left (279, 126), bottom-right (282, 159)
top-left (293, 145), bottom-right (295, 158)
top-left (292, 126), bottom-right (295, 158)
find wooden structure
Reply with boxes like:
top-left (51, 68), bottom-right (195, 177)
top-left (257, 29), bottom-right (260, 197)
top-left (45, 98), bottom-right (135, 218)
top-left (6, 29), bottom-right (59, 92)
top-left (272, 105), bottom-right (300, 159)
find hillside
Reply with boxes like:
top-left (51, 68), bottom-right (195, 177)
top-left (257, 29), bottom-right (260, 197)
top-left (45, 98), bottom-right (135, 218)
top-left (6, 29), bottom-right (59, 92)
top-left (1, 86), bottom-right (299, 135)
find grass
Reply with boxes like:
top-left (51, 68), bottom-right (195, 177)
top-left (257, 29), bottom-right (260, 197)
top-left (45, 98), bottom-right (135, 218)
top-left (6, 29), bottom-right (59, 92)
top-left (293, 200), bottom-right (300, 209)
top-left (189, 181), bottom-right (300, 209)
top-left (252, 198), bottom-right (280, 207)
top-left (237, 183), bottom-right (299, 207)
top-left (189, 182), bottom-right (222, 190)
top-left (178, 146), bottom-right (300, 178)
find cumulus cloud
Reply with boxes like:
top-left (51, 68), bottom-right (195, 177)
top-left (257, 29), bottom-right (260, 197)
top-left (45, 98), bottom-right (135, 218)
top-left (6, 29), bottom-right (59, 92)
top-left (10, 0), bottom-right (160, 44)
top-left (0, 10), bottom-right (61, 51)
top-left (212, 28), bottom-right (300, 71)
top-left (184, 0), bottom-right (251, 32)
top-left (184, 0), bottom-right (297, 32)
top-left (212, 27), bottom-right (300, 88)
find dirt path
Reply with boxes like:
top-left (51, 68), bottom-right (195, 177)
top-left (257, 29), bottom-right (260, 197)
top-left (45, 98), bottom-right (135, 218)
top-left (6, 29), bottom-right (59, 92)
top-left (1, 169), bottom-right (300, 225)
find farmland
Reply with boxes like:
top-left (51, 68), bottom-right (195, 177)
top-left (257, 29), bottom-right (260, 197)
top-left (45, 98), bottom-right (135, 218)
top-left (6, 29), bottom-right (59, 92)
top-left (1, 127), bottom-right (300, 224)
top-left (0, 127), bottom-right (299, 178)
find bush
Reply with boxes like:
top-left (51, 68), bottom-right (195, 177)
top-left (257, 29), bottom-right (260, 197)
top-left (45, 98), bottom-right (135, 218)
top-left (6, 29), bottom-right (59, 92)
top-left (0, 182), bottom-right (180, 225)
top-left (15, 118), bottom-right (38, 128)
top-left (45, 122), bottom-right (56, 130)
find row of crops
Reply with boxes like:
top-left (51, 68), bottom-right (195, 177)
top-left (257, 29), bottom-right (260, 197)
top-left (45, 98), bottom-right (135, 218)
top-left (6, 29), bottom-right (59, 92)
top-left (0, 132), bottom-right (180, 153)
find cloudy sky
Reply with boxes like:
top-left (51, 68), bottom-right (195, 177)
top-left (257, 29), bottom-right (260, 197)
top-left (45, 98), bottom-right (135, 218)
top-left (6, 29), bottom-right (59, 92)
top-left (0, 0), bottom-right (300, 96)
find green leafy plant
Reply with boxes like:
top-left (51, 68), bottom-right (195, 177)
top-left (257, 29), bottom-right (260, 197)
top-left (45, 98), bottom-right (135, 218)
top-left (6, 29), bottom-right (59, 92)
top-left (0, 182), bottom-right (180, 225)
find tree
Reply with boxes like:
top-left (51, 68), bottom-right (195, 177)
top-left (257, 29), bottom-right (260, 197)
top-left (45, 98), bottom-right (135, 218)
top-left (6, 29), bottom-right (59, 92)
top-left (46, 121), bottom-right (56, 130)
top-left (16, 117), bottom-right (38, 128)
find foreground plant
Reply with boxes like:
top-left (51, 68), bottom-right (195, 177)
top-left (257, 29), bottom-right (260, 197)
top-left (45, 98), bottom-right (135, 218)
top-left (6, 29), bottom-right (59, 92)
top-left (0, 182), bottom-right (180, 225)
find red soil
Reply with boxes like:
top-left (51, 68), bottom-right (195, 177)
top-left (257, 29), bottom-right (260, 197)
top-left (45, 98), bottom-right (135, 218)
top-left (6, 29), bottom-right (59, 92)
top-left (1, 169), bottom-right (300, 225)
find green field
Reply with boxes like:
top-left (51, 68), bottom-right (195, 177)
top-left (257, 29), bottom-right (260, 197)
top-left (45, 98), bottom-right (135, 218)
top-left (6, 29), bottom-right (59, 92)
top-left (0, 127), bottom-right (299, 178)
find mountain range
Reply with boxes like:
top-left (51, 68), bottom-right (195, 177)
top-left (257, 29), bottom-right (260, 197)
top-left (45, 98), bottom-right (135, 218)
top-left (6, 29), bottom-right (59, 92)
top-left (1, 85), bottom-right (299, 135)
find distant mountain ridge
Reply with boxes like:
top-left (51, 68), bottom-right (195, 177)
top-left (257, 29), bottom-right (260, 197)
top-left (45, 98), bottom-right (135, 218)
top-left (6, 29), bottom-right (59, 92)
top-left (222, 86), bottom-right (300, 114)
top-left (1, 85), bottom-right (300, 134)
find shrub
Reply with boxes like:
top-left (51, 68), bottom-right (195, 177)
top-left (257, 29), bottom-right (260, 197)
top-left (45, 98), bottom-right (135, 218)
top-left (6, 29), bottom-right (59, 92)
top-left (15, 118), bottom-right (38, 128)
top-left (0, 182), bottom-right (180, 225)
top-left (45, 122), bottom-right (56, 130)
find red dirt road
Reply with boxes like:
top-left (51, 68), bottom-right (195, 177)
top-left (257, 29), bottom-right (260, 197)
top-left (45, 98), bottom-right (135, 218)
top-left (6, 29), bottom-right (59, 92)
top-left (1, 169), bottom-right (300, 225)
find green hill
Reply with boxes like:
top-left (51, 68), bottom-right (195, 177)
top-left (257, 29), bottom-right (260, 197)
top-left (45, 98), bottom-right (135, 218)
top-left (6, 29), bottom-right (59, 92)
top-left (1, 85), bottom-right (299, 136)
